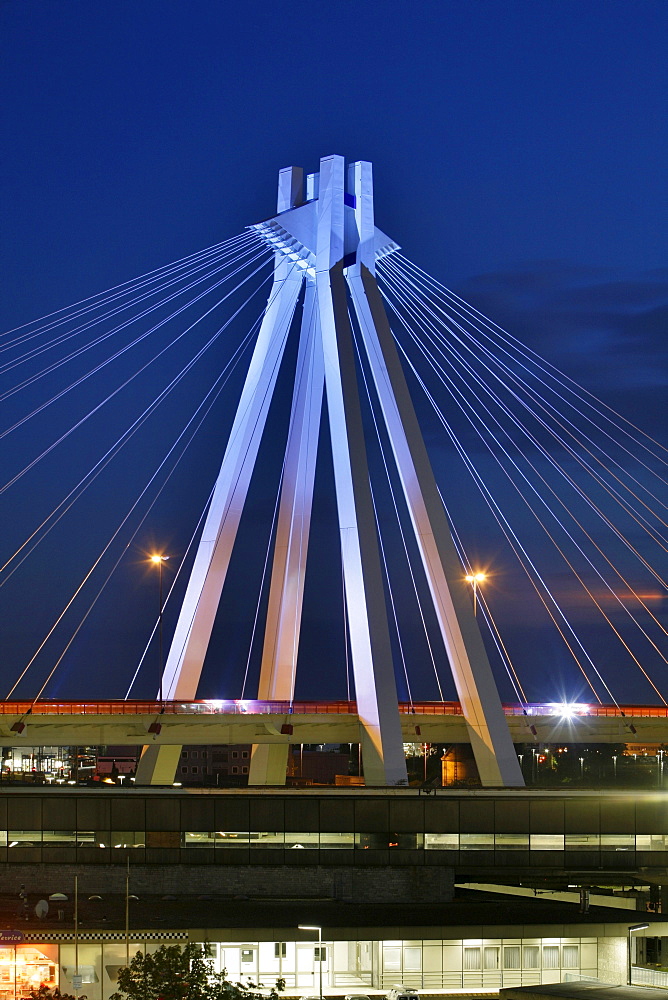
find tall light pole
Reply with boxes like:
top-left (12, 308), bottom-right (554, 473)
top-left (151, 555), bottom-right (169, 705)
top-left (628, 923), bottom-right (649, 984)
top-left (298, 925), bottom-right (323, 1000)
top-left (465, 572), bottom-right (486, 616)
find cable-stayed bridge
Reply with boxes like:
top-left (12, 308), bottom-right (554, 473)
top-left (3, 700), bottom-right (668, 750)
top-left (1, 155), bottom-right (666, 788)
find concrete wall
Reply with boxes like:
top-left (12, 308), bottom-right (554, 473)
top-left (596, 934), bottom-right (627, 985)
top-left (0, 862), bottom-right (455, 903)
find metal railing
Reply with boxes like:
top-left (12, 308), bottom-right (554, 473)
top-left (0, 699), bottom-right (666, 718)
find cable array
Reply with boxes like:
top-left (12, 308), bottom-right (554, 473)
top-left (377, 253), bottom-right (667, 707)
top-left (1, 228), bottom-right (664, 712)
top-left (0, 231), bottom-right (276, 699)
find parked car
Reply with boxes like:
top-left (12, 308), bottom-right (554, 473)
top-left (386, 986), bottom-right (419, 1000)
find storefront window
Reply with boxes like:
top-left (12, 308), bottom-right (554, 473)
top-left (11, 945), bottom-right (58, 999)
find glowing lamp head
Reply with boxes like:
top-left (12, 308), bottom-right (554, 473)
top-left (151, 554), bottom-right (168, 564)
top-left (465, 572), bottom-right (486, 583)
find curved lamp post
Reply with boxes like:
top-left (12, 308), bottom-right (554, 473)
top-left (298, 925), bottom-right (323, 1000)
top-left (465, 572), bottom-right (486, 617)
top-left (150, 555), bottom-right (169, 705)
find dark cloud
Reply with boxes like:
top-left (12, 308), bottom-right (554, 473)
top-left (456, 263), bottom-right (668, 402)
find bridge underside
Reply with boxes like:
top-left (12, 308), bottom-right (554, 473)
top-left (0, 710), bottom-right (662, 748)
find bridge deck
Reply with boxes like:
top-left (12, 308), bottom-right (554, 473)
top-left (1, 700), bottom-right (666, 745)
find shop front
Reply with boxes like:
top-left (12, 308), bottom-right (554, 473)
top-left (0, 926), bottom-right (635, 998)
top-left (0, 935), bottom-right (58, 1000)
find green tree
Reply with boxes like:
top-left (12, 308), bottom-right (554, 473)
top-left (29, 986), bottom-right (86, 1000)
top-left (110, 943), bottom-right (284, 1000)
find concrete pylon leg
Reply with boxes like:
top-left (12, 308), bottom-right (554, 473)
top-left (249, 279), bottom-right (324, 786)
top-left (248, 743), bottom-right (290, 785)
top-left (135, 744), bottom-right (182, 785)
top-left (135, 168), bottom-right (304, 787)
top-left (344, 161), bottom-right (522, 787)
top-left (316, 155), bottom-right (407, 786)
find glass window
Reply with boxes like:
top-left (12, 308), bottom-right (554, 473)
top-left (111, 832), bottom-right (145, 848)
top-left (460, 833), bottom-right (494, 850)
top-left (504, 946), bottom-right (520, 969)
top-left (523, 946), bottom-right (539, 969)
top-left (483, 947), bottom-right (499, 970)
top-left (562, 945), bottom-right (579, 969)
top-left (319, 832), bottom-right (354, 849)
top-left (424, 833), bottom-right (458, 850)
top-left (182, 832), bottom-right (216, 847)
top-left (17, 945), bottom-right (58, 994)
top-left (242, 751), bottom-right (249, 758)
top-left (543, 946), bottom-right (560, 969)
top-left (404, 947), bottom-right (420, 971)
top-left (314, 947), bottom-right (327, 963)
top-left (637, 834), bottom-right (668, 850)
top-left (274, 943), bottom-right (286, 959)
top-left (42, 831), bottom-right (77, 846)
top-left (565, 833), bottom-right (599, 850)
top-left (464, 947), bottom-right (481, 971)
top-left (249, 831), bottom-right (283, 846)
top-left (215, 831), bottom-right (250, 847)
top-left (530, 834), bottom-right (564, 851)
top-left (241, 949), bottom-right (254, 964)
top-left (383, 948), bottom-right (401, 972)
top-left (601, 834), bottom-right (634, 851)
top-left (181, 751), bottom-right (187, 759)
top-left (495, 833), bottom-right (529, 850)
top-left (242, 767), bottom-right (248, 774)
top-left (191, 751), bottom-right (198, 759)
top-left (285, 833), bottom-right (318, 849)
top-left (232, 767), bottom-right (238, 774)
top-left (181, 767), bottom-right (188, 774)
top-left (8, 831), bottom-right (41, 845)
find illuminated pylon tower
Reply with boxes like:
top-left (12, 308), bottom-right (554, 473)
top-left (136, 155), bottom-right (524, 788)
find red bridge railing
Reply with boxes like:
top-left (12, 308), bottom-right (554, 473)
top-left (0, 699), bottom-right (667, 718)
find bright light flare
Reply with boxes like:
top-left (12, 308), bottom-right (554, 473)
top-left (549, 702), bottom-right (590, 719)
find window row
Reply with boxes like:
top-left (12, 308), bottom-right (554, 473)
top-left (3, 830), bottom-right (668, 850)
top-left (179, 766), bottom-right (249, 775)
top-left (463, 944), bottom-right (579, 971)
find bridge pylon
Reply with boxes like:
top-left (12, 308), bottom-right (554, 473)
top-left (135, 155), bottom-right (524, 789)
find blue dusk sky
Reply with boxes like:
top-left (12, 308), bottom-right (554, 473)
top-left (0, 0), bottom-right (666, 707)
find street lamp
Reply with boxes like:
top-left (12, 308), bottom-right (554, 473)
top-left (628, 923), bottom-right (649, 985)
top-left (150, 555), bottom-right (169, 705)
top-left (465, 572), bottom-right (486, 616)
top-left (298, 925), bottom-right (323, 1000)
